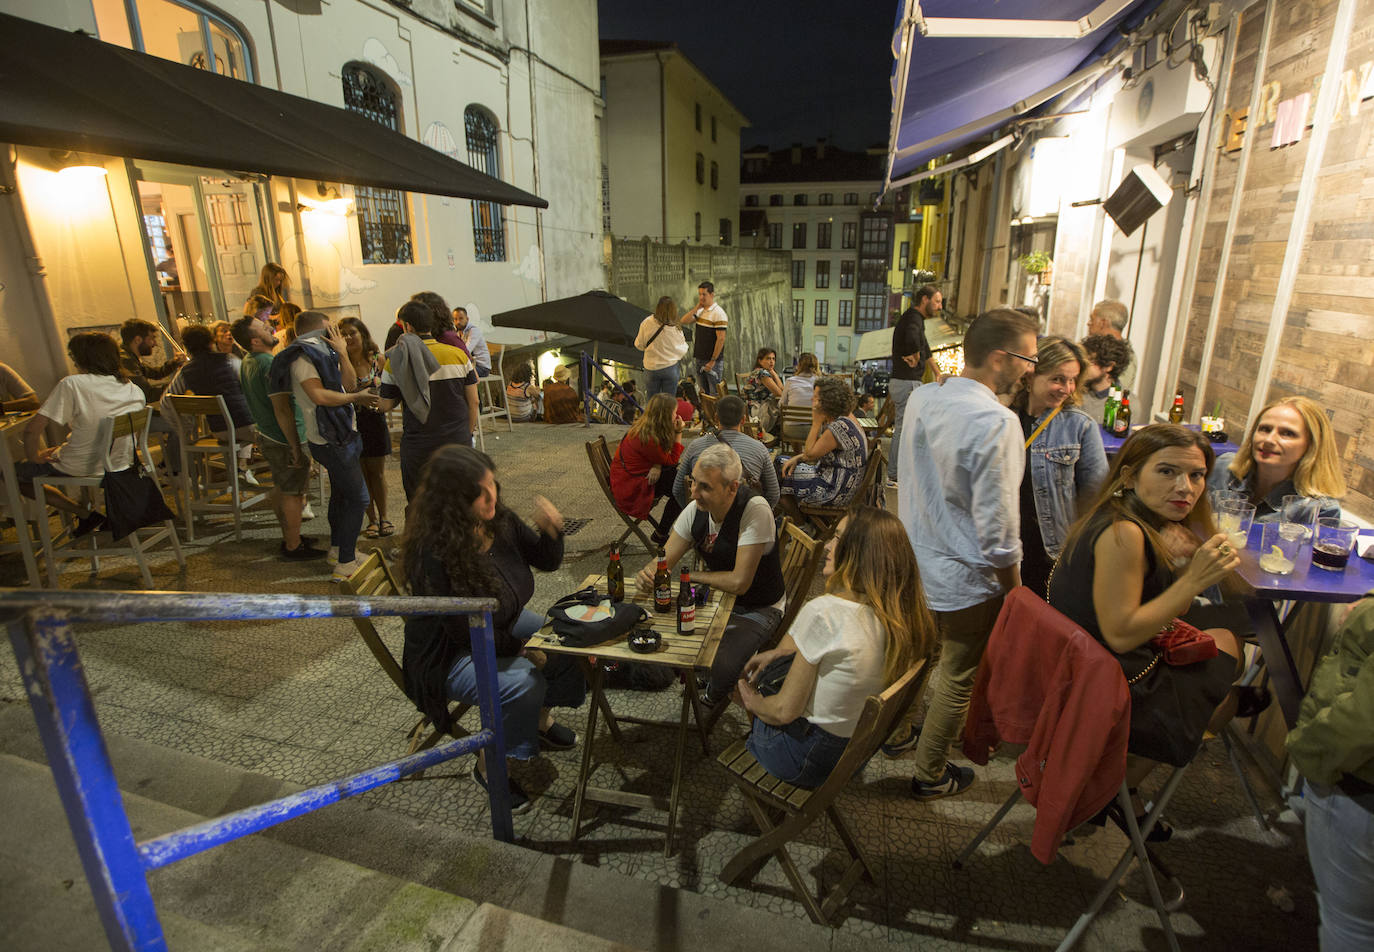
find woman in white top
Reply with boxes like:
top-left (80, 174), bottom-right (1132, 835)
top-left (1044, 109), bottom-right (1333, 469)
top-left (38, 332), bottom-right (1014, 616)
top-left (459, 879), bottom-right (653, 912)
top-left (735, 506), bottom-right (936, 788)
top-left (779, 352), bottom-right (819, 442)
top-left (634, 295), bottom-right (689, 401)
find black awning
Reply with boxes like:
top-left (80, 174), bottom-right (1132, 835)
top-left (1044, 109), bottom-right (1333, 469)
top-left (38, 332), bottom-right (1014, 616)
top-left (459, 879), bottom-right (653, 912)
top-left (0, 13), bottom-right (548, 208)
top-left (492, 291), bottom-right (650, 349)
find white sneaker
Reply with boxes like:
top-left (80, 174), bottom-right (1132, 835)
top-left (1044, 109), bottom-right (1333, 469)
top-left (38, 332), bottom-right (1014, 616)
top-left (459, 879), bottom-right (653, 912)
top-left (327, 546), bottom-right (339, 566)
top-left (332, 558), bottom-right (361, 582)
top-left (302, 503), bottom-right (316, 520)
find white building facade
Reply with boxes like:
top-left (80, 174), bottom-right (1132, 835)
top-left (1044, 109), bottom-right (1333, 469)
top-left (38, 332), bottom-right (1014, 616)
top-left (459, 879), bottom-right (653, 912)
top-left (0, 0), bottom-right (603, 394)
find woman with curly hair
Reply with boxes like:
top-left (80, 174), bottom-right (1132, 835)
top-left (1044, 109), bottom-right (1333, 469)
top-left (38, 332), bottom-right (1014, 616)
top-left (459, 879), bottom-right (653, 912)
top-left (736, 507), bottom-right (936, 788)
top-left (400, 446), bottom-right (584, 814)
top-left (609, 392), bottom-right (685, 544)
top-left (777, 375), bottom-right (869, 525)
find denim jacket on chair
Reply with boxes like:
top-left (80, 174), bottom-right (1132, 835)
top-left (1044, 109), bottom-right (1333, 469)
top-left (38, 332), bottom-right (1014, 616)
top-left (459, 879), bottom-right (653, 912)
top-left (1027, 406), bottom-right (1108, 560)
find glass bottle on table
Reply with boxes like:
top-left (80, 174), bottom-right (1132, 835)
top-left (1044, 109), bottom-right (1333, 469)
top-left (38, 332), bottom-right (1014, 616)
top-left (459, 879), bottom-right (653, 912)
top-left (677, 568), bottom-right (695, 635)
top-left (1103, 387), bottom-right (1119, 430)
top-left (653, 547), bottom-right (672, 613)
top-left (607, 545), bottom-right (624, 602)
top-left (1168, 388), bottom-right (1185, 424)
top-left (1112, 390), bottom-right (1132, 437)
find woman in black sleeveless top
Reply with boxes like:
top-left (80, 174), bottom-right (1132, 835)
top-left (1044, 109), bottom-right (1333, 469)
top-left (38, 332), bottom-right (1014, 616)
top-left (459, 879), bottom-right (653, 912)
top-left (1048, 425), bottom-right (1244, 836)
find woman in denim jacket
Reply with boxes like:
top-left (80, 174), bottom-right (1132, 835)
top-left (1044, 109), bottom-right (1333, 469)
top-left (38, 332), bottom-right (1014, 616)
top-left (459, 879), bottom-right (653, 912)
top-left (1009, 336), bottom-right (1108, 596)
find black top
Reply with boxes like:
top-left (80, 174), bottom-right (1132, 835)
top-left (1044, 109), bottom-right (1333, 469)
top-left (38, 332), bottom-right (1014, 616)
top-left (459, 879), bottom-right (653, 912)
top-left (178, 352), bottom-right (253, 431)
top-left (690, 488), bottom-right (785, 609)
top-left (1017, 408), bottom-right (1052, 598)
top-left (402, 513), bottom-right (564, 733)
top-left (889, 307), bottom-right (932, 381)
top-left (692, 315), bottom-right (724, 362)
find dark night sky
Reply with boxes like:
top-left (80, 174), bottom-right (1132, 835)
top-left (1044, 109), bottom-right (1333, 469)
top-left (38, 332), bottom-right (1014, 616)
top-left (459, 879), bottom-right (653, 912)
top-left (596, 0), bottom-right (896, 152)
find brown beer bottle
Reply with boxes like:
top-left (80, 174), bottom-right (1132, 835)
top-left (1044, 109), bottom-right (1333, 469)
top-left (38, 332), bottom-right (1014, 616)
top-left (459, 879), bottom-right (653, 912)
top-left (1112, 390), bottom-right (1132, 436)
top-left (607, 545), bottom-right (624, 602)
top-left (653, 547), bottom-right (672, 613)
top-left (677, 568), bottom-right (695, 635)
top-left (1168, 388), bottom-right (1185, 424)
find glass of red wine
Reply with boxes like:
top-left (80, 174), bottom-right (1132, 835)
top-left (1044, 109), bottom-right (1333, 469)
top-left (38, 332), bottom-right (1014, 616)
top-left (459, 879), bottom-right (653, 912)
top-left (1312, 518), bottom-right (1358, 572)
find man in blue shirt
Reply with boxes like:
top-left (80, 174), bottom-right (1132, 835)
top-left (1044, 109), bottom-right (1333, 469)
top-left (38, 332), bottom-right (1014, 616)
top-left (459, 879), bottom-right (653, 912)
top-left (895, 308), bottom-right (1039, 800)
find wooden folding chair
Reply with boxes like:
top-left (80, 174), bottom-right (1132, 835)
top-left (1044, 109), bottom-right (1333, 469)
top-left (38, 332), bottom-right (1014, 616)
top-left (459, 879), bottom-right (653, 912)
top-left (336, 549), bottom-right (470, 757)
top-left (585, 436), bottom-right (656, 554)
top-left (699, 391), bottom-right (721, 431)
top-left (872, 395), bottom-right (895, 439)
top-left (799, 444), bottom-right (887, 540)
top-left (717, 658), bottom-right (929, 924)
top-left (777, 404), bottom-right (814, 454)
top-left (33, 408), bottom-right (185, 588)
top-left (165, 394), bottom-right (270, 541)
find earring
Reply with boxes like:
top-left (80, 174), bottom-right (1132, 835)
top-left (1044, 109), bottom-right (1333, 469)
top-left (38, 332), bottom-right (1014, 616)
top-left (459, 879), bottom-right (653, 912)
top-left (1112, 487), bottom-right (1124, 498)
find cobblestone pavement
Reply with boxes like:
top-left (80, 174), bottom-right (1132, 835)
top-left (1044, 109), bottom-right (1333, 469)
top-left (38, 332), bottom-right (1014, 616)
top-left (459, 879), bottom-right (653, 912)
top-left (0, 420), bottom-right (1320, 950)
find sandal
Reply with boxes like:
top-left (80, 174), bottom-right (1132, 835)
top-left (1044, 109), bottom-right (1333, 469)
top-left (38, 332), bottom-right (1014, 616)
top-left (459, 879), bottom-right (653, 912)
top-left (364, 522), bottom-right (380, 539)
top-left (378, 520), bottom-right (396, 537)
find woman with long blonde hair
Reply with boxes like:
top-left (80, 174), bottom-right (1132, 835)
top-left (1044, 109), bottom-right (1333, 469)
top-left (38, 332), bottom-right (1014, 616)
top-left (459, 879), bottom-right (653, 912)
top-left (634, 295), bottom-right (689, 400)
top-left (609, 392), bottom-right (685, 543)
top-left (1208, 394), bottom-right (1345, 522)
top-left (735, 507), bottom-right (936, 788)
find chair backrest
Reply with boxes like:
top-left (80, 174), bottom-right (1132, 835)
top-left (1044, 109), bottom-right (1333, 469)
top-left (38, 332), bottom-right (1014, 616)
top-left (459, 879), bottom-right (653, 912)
top-left (874, 396), bottom-right (895, 434)
top-left (165, 393), bottom-right (233, 440)
top-left (103, 408), bottom-right (154, 473)
top-left (700, 391), bottom-right (720, 429)
top-left (585, 436), bottom-right (622, 509)
top-left (804, 658), bottom-right (929, 804)
top-left (336, 549), bottom-right (408, 692)
top-left (856, 443), bottom-right (887, 508)
top-left (735, 372), bottom-right (752, 393)
top-left (774, 518), bottom-right (825, 645)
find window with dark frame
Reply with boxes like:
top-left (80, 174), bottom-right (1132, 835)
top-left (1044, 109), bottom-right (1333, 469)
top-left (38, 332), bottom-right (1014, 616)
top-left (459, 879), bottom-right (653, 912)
top-left (819, 193), bottom-right (833, 205)
top-left (791, 259), bottom-right (806, 288)
top-left (792, 222), bottom-right (807, 249)
top-left (841, 222), bottom-right (857, 249)
top-left (768, 223), bottom-right (782, 248)
top-left (792, 299), bottom-right (805, 323)
top-left (695, 212), bottom-right (702, 242)
top-left (710, 161), bottom-right (718, 190)
top-left (769, 194), bottom-right (783, 206)
top-left (719, 218), bottom-right (732, 246)
top-left (793, 193), bottom-right (808, 206)
top-left (860, 216), bottom-right (890, 256)
top-left (745, 194), bottom-right (759, 207)
top-left (695, 102), bottom-right (702, 131)
top-left (898, 240), bottom-right (910, 271)
top-left (464, 105), bottom-right (506, 262)
top-left (843, 192), bottom-right (858, 205)
top-left (838, 300), bottom-right (853, 326)
top-left (342, 64), bottom-right (414, 264)
top-left (814, 300), bottom-right (828, 326)
top-left (817, 221), bottom-right (832, 248)
top-left (815, 260), bottom-right (830, 288)
top-left (711, 115), bottom-right (717, 141)
top-left (696, 153), bottom-right (705, 185)
top-left (840, 260), bottom-right (855, 288)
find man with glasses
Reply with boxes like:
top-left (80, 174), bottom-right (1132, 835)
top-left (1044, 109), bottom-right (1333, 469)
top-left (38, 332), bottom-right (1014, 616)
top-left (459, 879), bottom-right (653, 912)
top-left (890, 308), bottom-right (1039, 799)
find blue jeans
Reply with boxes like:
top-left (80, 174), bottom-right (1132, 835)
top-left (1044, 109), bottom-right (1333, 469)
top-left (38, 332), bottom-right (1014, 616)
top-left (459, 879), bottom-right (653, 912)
top-left (886, 377), bottom-right (919, 480)
top-left (744, 655), bottom-right (850, 788)
top-left (1305, 784), bottom-right (1374, 951)
top-left (444, 609), bottom-right (585, 760)
top-left (695, 359), bottom-right (722, 396)
top-left (308, 433), bottom-right (368, 563)
top-left (645, 365), bottom-right (680, 401)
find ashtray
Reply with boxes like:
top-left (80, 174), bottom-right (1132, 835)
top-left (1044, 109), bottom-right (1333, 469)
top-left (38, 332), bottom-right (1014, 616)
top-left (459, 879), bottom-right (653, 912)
top-left (1206, 430), bottom-right (1228, 443)
top-left (628, 628), bottom-right (662, 653)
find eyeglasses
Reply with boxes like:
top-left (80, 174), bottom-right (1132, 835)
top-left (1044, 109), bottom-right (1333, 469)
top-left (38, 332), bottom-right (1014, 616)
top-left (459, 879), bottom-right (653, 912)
top-left (997, 348), bottom-right (1040, 367)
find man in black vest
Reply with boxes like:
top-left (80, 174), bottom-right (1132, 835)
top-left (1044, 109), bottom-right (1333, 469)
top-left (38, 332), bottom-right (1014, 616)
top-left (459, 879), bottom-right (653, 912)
top-left (635, 443), bottom-right (785, 704)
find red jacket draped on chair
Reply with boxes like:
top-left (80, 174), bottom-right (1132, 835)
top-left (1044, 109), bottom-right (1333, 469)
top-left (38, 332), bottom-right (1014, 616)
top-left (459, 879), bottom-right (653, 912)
top-left (609, 433), bottom-right (681, 520)
top-left (962, 586), bottom-right (1131, 864)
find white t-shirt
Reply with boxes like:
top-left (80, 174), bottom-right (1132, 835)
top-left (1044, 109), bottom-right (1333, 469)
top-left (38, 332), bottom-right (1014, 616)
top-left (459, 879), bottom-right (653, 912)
top-left (781, 373), bottom-right (815, 408)
top-left (671, 494), bottom-right (783, 610)
top-left (791, 594), bottom-right (887, 738)
top-left (40, 374), bottom-right (146, 477)
top-left (634, 315), bottom-right (688, 370)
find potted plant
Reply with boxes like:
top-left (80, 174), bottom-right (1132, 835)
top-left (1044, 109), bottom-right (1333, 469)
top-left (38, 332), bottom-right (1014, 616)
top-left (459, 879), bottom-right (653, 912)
top-left (1018, 251), bottom-right (1054, 285)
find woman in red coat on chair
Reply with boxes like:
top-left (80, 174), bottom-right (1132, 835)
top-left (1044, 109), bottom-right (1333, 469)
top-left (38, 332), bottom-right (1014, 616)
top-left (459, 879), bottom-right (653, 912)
top-left (610, 392), bottom-right (684, 545)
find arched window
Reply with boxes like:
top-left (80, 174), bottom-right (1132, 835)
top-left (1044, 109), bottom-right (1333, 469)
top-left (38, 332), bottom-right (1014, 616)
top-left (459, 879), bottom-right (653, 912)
top-left (342, 64), bottom-right (414, 264)
top-left (94, 0), bottom-right (253, 81)
top-left (464, 106), bottom-right (506, 262)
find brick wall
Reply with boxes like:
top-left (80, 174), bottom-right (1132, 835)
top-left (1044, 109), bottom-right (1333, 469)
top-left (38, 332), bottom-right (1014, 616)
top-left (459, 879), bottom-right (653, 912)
top-left (1180, 0), bottom-right (1374, 518)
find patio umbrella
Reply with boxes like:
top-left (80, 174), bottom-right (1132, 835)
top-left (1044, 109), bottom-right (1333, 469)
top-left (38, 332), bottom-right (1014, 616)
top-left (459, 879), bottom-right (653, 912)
top-left (491, 291), bottom-right (649, 348)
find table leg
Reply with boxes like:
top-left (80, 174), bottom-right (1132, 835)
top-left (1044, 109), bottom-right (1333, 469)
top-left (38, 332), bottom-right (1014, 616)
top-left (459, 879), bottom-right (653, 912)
top-left (0, 440), bottom-right (42, 587)
top-left (1246, 598), bottom-right (1302, 728)
top-left (665, 675), bottom-right (692, 858)
top-left (570, 659), bottom-right (603, 842)
top-left (684, 672), bottom-right (712, 755)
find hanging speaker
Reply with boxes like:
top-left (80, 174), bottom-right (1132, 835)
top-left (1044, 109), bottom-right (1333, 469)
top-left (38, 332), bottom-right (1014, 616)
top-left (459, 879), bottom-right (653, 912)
top-left (1104, 164), bottom-right (1172, 236)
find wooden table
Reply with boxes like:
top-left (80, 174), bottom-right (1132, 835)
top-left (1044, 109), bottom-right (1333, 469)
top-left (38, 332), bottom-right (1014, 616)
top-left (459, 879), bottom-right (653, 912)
top-left (526, 572), bottom-right (735, 855)
top-left (1234, 523), bottom-right (1374, 727)
top-left (0, 412), bottom-right (42, 587)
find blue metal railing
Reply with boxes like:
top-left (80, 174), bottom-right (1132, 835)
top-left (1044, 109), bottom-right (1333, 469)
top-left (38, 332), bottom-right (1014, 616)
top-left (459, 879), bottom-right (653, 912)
top-left (1, 589), bottom-right (511, 952)
top-left (579, 350), bottom-right (643, 425)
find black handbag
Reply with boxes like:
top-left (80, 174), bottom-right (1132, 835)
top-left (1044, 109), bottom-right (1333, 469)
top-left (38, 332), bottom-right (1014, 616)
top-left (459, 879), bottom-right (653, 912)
top-left (100, 412), bottom-right (175, 541)
top-left (101, 465), bottom-right (175, 541)
top-left (547, 585), bottom-right (648, 648)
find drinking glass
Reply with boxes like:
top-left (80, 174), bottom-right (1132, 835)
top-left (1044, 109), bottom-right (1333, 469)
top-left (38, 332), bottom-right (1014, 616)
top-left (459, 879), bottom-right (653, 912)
top-left (1210, 490), bottom-right (1245, 513)
top-left (1216, 500), bottom-right (1256, 550)
top-left (1312, 518), bottom-right (1358, 572)
top-left (1258, 521), bottom-right (1300, 575)
top-left (1280, 494), bottom-right (1322, 542)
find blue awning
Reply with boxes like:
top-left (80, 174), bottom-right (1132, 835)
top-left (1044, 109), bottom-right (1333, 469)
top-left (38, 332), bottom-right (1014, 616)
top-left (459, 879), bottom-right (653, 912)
top-left (886, 0), bottom-right (1160, 186)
